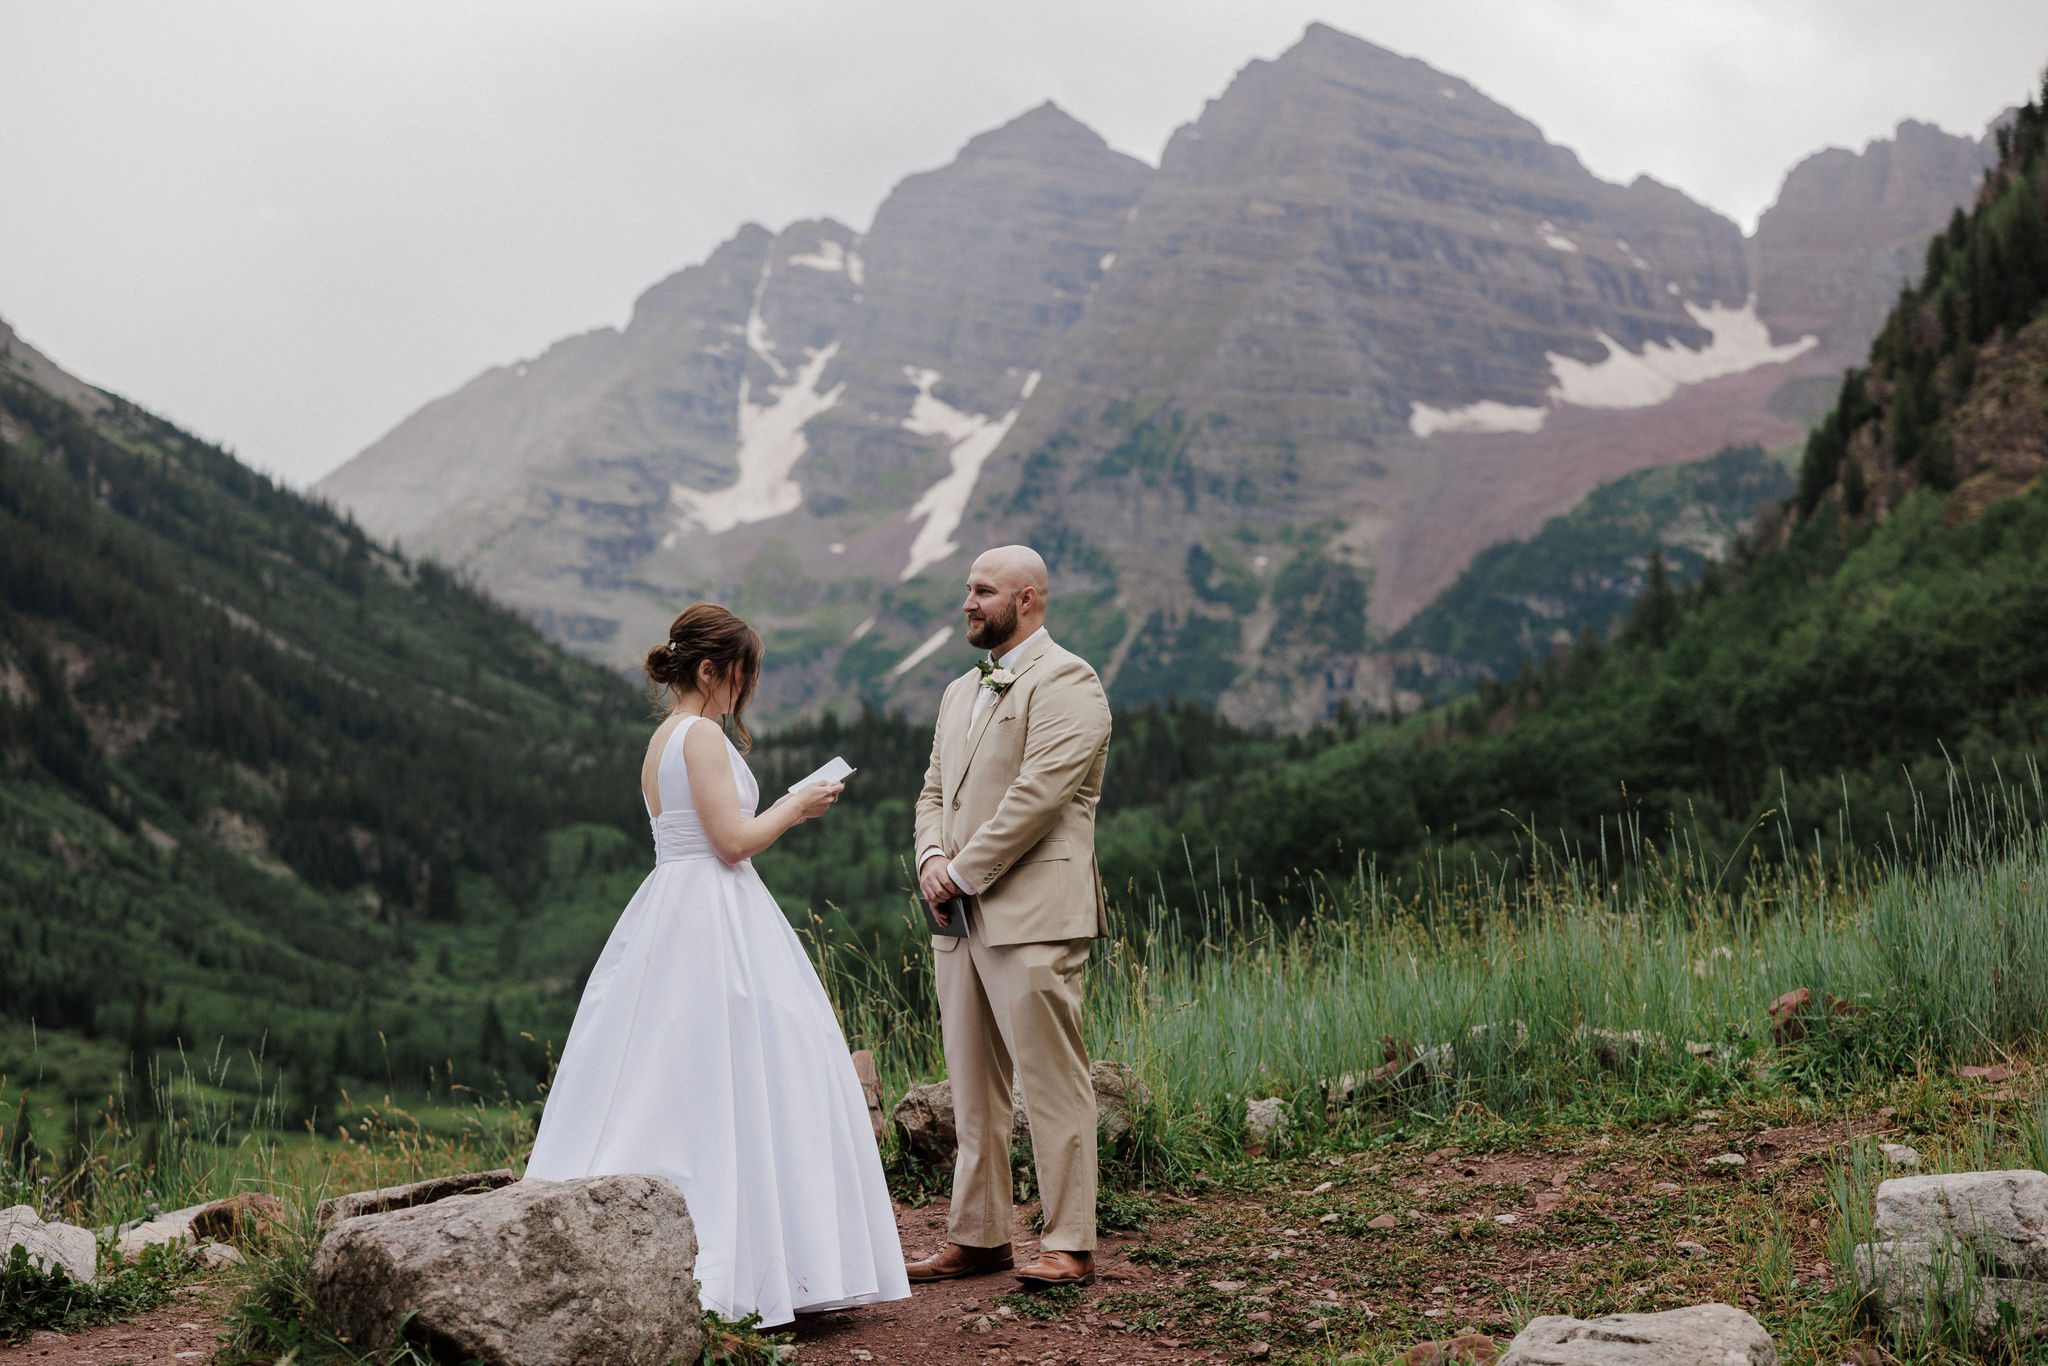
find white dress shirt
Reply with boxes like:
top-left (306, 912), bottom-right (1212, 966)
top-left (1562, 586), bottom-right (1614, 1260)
top-left (922, 627), bottom-right (1048, 895)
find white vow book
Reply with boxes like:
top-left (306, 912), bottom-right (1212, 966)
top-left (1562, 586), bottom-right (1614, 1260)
top-left (788, 756), bottom-right (855, 793)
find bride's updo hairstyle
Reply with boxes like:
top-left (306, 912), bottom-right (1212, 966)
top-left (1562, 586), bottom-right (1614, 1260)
top-left (646, 604), bottom-right (764, 751)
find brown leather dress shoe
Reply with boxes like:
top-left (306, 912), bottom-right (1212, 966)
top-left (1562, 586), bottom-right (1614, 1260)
top-left (904, 1241), bottom-right (1015, 1282)
top-left (1013, 1249), bottom-right (1095, 1288)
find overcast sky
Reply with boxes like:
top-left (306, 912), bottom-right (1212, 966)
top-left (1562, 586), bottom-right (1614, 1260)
top-left (3, 1), bottom-right (2041, 487)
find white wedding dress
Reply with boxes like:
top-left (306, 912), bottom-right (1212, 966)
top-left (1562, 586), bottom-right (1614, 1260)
top-left (525, 714), bottom-right (909, 1326)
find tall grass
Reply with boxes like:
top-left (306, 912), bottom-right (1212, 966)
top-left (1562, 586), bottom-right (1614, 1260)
top-left (814, 762), bottom-right (2048, 1161)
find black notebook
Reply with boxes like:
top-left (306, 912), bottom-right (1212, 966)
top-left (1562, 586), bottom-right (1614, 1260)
top-left (926, 893), bottom-right (972, 938)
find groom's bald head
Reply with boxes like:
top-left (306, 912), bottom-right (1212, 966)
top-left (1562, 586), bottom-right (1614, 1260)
top-left (962, 545), bottom-right (1049, 653)
top-left (974, 545), bottom-right (1049, 597)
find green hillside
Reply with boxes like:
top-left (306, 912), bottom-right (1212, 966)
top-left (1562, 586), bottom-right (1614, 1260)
top-left (0, 354), bottom-right (661, 1122)
top-left (1390, 445), bottom-right (1794, 697)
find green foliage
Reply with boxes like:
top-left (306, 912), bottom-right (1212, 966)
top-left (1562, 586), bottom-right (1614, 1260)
top-left (1266, 550), bottom-right (1368, 655)
top-left (1398, 445), bottom-right (1791, 692)
top-left (1799, 79), bottom-right (2048, 511)
top-left (1114, 611), bottom-right (1244, 707)
top-left (0, 369), bottom-right (646, 1120)
top-left (1, 1240), bottom-right (194, 1344)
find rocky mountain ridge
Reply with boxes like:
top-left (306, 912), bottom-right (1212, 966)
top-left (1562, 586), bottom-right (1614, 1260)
top-left (317, 23), bottom-right (2004, 723)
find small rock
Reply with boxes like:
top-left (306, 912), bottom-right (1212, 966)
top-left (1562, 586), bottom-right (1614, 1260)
top-left (191, 1191), bottom-right (290, 1246)
top-left (1500, 1303), bottom-right (1776, 1365)
top-left (1208, 1279), bottom-right (1247, 1293)
top-left (1248, 1343), bottom-right (1271, 1360)
top-left (1684, 1041), bottom-right (1716, 1058)
top-left (0, 1205), bottom-right (96, 1284)
top-left (1245, 1096), bottom-right (1291, 1147)
top-left (1320, 1213), bottom-right (1341, 1225)
top-left (1877, 1143), bottom-right (1921, 1171)
top-left (1493, 1213), bottom-right (1518, 1226)
top-left (1312, 1180), bottom-right (1335, 1194)
top-left (191, 1242), bottom-right (246, 1268)
top-left (1367, 1213), bottom-right (1400, 1230)
top-left (1676, 1240), bottom-right (1711, 1258)
top-left (851, 1351), bottom-right (873, 1362)
top-left (1424, 1307), bottom-right (1449, 1319)
top-left (1769, 987), bottom-right (1813, 1044)
top-left (1705, 1152), bottom-right (1747, 1170)
top-left (1959, 1061), bottom-right (2032, 1083)
top-left (1651, 1182), bottom-right (1683, 1194)
top-left (1247, 1310), bottom-right (1273, 1323)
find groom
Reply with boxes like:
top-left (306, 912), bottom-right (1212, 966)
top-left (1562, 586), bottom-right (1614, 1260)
top-left (906, 544), bottom-right (1112, 1290)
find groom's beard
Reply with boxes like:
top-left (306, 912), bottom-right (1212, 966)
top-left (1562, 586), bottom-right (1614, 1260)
top-left (965, 598), bottom-right (1018, 651)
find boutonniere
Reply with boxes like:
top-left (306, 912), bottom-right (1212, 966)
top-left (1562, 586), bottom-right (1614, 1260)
top-left (976, 659), bottom-right (1017, 695)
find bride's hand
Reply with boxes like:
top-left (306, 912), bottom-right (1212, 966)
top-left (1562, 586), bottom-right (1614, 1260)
top-left (784, 780), bottom-right (843, 823)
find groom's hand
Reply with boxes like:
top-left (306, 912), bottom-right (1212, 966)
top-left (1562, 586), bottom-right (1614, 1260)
top-left (917, 853), bottom-right (956, 913)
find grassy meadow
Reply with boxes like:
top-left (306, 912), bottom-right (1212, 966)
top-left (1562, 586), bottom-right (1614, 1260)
top-left (10, 765), bottom-right (2048, 1360)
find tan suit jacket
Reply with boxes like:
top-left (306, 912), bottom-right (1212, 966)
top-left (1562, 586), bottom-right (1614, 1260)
top-left (914, 634), bottom-right (1111, 948)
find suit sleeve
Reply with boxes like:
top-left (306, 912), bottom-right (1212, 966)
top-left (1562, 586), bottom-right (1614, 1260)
top-left (948, 660), bottom-right (1109, 894)
top-left (913, 681), bottom-right (950, 859)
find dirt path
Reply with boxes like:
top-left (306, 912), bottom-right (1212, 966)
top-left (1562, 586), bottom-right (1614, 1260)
top-left (1, 1284), bottom-right (227, 1365)
top-left (5, 1101), bottom-right (1923, 1365)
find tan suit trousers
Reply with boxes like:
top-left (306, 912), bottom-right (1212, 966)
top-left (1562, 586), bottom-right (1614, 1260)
top-left (935, 919), bottom-right (1094, 1252)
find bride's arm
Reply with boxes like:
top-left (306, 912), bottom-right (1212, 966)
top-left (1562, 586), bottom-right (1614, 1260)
top-left (682, 720), bottom-right (839, 863)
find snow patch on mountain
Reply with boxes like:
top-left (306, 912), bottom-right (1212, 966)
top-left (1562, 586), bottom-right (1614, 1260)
top-left (1546, 298), bottom-right (1817, 409)
top-left (1537, 221), bottom-right (1579, 253)
top-left (889, 626), bottom-right (954, 679)
top-left (1412, 298), bottom-right (1818, 438)
top-left (669, 342), bottom-right (844, 535)
top-left (789, 240), bottom-right (849, 273)
top-left (743, 261), bottom-right (788, 381)
top-left (898, 367), bottom-right (1034, 581)
top-left (1408, 399), bottom-right (1548, 438)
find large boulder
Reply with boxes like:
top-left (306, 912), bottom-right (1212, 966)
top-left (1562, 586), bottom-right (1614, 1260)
top-left (316, 1167), bottom-right (518, 1230)
top-left (313, 1174), bottom-right (701, 1365)
top-left (0, 1205), bottom-right (96, 1284)
top-left (1500, 1304), bottom-right (1776, 1365)
top-left (891, 1061), bottom-right (1151, 1164)
top-left (1853, 1170), bottom-right (2048, 1339)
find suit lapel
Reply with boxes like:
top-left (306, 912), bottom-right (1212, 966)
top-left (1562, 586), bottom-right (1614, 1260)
top-left (957, 634), bottom-right (1054, 786)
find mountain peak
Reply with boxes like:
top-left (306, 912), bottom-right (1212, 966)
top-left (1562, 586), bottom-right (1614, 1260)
top-left (955, 100), bottom-right (1114, 164)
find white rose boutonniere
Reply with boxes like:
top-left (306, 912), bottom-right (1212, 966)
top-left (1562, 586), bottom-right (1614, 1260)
top-left (976, 659), bottom-right (1017, 695)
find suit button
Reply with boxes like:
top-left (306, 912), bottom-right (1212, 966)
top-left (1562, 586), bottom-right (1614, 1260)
top-left (994, 861), bottom-right (1005, 871)
top-left (951, 797), bottom-right (960, 809)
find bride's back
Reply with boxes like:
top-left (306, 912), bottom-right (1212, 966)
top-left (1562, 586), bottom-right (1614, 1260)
top-left (643, 715), bottom-right (758, 864)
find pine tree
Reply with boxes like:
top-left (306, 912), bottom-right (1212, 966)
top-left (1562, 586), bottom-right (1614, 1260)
top-left (1842, 457), bottom-right (1870, 516)
top-left (1627, 552), bottom-right (1679, 649)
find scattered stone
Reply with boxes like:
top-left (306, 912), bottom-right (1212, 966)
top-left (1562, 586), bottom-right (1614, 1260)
top-left (117, 1207), bottom-right (203, 1260)
top-left (191, 1242), bottom-right (246, 1268)
top-left (1705, 1153), bottom-right (1748, 1171)
top-left (1684, 1042), bottom-right (1716, 1058)
top-left (1500, 1303), bottom-right (1777, 1365)
top-left (1404, 1332), bottom-right (1504, 1366)
top-left (1675, 1241), bottom-right (1711, 1259)
top-left (313, 1173), bottom-right (702, 1364)
top-left (1319, 1212), bottom-right (1342, 1225)
top-left (849, 1049), bottom-right (884, 1143)
top-left (1311, 1180), bottom-right (1335, 1195)
top-left (0, 1205), bottom-right (97, 1284)
top-left (316, 1168), bottom-right (518, 1230)
top-left (1245, 1096), bottom-right (1291, 1147)
top-left (1247, 1342), bottom-right (1271, 1360)
top-left (1853, 1169), bottom-right (2048, 1338)
top-left (1494, 1213), bottom-right (1519, 1226)
top-left (891, 1061), bottom-right (1152, 1164)
top-left (1208, 1279), bottom-right (1247, 1293)
top-left (1651, 1182), bottom-right (1682, 1195)
top-left (1367, 1213), bottom-right (1400, 1230)
top-left (1877, 1143), bottom-right (1921, 1171)
top-left (1958, 1061), bottom-right (2033, 1084)
top-left (192, 1191), bottom-right (290, 1246)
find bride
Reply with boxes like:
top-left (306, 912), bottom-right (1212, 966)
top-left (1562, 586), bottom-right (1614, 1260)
top-left (525, 603), bottom-right (910, 1326)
